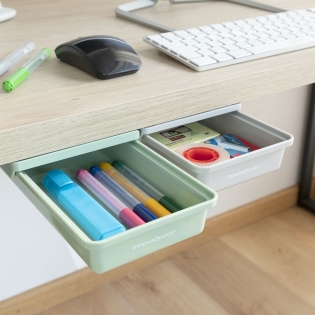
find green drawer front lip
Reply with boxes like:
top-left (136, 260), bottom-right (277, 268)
top-left (5, 130), bottom-right (140, 178)
top-left (11, 140), bottom-right (218, 273)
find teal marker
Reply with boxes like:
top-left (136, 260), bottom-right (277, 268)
top-left (112, 161), bottom-right (183, 213)
top-left (2, 48), bottom-right (51, 92)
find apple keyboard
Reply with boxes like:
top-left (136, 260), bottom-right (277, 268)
top-left (144, 8), bottom-right (315, 71)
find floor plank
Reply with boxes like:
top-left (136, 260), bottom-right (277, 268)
top-left (172, 239), bottom-right (315, 315)
top-left (110, 259), bottom-right (229, 315)
top-left (220, 207), bottom-right (315, 307)
top-left (39, 207), bottom-right (315, 315)
top-left (40, 285), bottom-right (134, 315)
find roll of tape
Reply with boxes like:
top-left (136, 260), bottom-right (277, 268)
top-left (175, 143), bottom-right (230, 166)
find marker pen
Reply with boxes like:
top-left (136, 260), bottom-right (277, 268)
top-left (90, 166), bottom-right (157, 222)
top-left (0, 42), bottom-right (35, 77)
top-left (112, 161), bottom-right (183, 213)
top-left (3, 48), bottom-right (51, 92)
top-left (100, 163), bottom-right (171, 217)
top-left (42, 169), bottom-right (126, 241)
top-left (77, 169), bottom-right (145, 228)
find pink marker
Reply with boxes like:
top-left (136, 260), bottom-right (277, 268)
top-left (77, 169), bottom-right (145, 228)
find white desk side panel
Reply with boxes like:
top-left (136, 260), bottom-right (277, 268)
top-left (0, 168), bottom-right (85, 302)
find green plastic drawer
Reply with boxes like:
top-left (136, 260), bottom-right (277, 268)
top-left (3, 132), bottom-right (217, 273)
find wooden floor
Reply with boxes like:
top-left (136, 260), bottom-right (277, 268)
top-left (39, 206), bottom-right (315, 315)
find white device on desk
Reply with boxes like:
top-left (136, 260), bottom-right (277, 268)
top-left (115, 1), bottom-right (315, 71)
top-left (0, 1), bottom-right (16, 22)
top-left (144, 8), bottom-right (315, 71)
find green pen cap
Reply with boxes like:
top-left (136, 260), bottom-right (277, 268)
top-left (159, 196), bottom-right (182, 213)
top-left (2, 48), bottom-right (51, 92)
top-left (2, 67), bottom-right (29, 92)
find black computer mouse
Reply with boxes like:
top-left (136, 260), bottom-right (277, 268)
top-left (55, 36), bottom-right (142, 79)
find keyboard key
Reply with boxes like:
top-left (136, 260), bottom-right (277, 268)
top-left (180, 51), bottom-right (202, 60)
top-left (291, 31), bottom-right (310, 37)
top-left (210, 46), bottom-right (227, 53)
top-left (190, 56), bottom-right (217, 66)
top-left (171, 46), bottom-right (197, 54)
top-left (161, 42), bottom-right (186, 49)
top-left (269, 35), bottom-right (286, 41)
top-left (193, 43), bottom-right (212, 49)
top-left (173, 31), bottom-right (194, 38)
top-left (195, 36), bottom-right (211, 43)
top-left (206, 34), bottom-right (223, 41)
top-left (211, 24), bottom-right (229, 31)
top-left (207, 41), bottom-right (223, 47)
top-left (222, 44), bottom-right (239, 51)
top-left (234, 41), bottom-right (252, 49)
top-left (187, 28), bottom-right (206, 36)
top-left (281, 33), bottom-right (297, 39)
top-left (256, 16), bottom-right (268, 23)
top-left (222, 22), bottom-right (236, 29)
top-left (211, 53), bottom-right (234, 62)
top-left (161, 33), bottom-right (182, 41)
top-left (259, 37), bottom-right (275, 44)
top-left (255, 32), bottom-right (270, 38)
top-left (246, 39), bottom-right (263, 46)
top-left (234, 20), bottom-right (248, 27)
top-left (181, 39), bottom-right (199, 45)
top-left (226, 49), bottom-right (252, 58)
top-left (264, 30), bottom-right (281, 36)
top-left (245, 36), bottom-right (315, 54)
top-left (233, 36), bottom-right (247, 42)
top-left (219, 38), bottom-right (236, 45)
top-left (219, 32), bottom-right (235, 39)
top-left (230, 30), bottom-right (246, 36)
top-left (146, 35), bottom-right (162, 41)
top-left (198, 27), bottom-right (218, 35)
top-left (152, 38), bottom-right (170, 45)
top-left (242, 34), bottom-right (259, 40)
top-left (197, 49), bottom-right (215, 56)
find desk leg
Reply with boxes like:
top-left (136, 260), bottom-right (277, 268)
top-left (298, 83), bottom-right (315, 211)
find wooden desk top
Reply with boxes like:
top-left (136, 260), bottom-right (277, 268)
top-left (1, 0), bottom-right (314, 165)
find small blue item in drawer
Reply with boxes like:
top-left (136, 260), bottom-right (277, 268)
top-left (42, 169), bottom-right (126, 241)
top-left (205, 134), bottom-right (250, 158)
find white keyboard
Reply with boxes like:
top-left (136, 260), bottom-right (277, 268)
top-left (144, 8), bottom-right (315, 71)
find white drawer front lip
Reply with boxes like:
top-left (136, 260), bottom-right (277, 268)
top-left (140, 103), bottom-right (242, 137)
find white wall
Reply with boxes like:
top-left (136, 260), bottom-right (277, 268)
top-left (0, 85), bottom-right (312, 302)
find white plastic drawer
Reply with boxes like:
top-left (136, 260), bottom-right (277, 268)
top-left (141, 105), bottom-right (294, 191)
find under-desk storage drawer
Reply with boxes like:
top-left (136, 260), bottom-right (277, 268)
top-left (2, 131), bottom-right (217, 274)
top-left (141, 104), bottom-right (294, 191)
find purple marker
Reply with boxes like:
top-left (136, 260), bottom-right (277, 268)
top-left (77, 169), bottom-right (145, 228)
top-left (89, 166), bottom-right (157, 222)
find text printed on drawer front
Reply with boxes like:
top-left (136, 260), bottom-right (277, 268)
top-left (132, 229), bottom-right (177, 250)
top-left (228, 164), bottom-right (261, 180)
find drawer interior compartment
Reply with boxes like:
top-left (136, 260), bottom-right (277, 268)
top-left (7, 140), bottom-right (217, 273)
top-left (141, 111), bottom-right (293, 191)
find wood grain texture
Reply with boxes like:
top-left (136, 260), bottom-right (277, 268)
top-left (171, 237), bottom-right (315, 315)
top-left (1, 0), bottom-right (315, 164)
top-left (40, 206), bottom-right (315, 315)
top-left (0, 185), bottom-right (298, 315)
top-left (221, 208), bottom-right (315, 306)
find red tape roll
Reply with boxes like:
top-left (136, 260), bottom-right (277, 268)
top-left (175, 143), bottom-right (230, 166)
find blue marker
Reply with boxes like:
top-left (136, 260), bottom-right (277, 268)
top-left (42, 169), bottom-right (126, 241)
top-left (89, 166), bottom-right (157, 222)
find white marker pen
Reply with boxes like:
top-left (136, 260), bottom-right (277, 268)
top-left (0, 42), bottom-right (35, 76)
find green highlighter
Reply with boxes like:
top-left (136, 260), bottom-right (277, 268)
top-left (3, 48), bottom-right (51, 92)
top-left (112, 161), bottom-right (183, 213)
